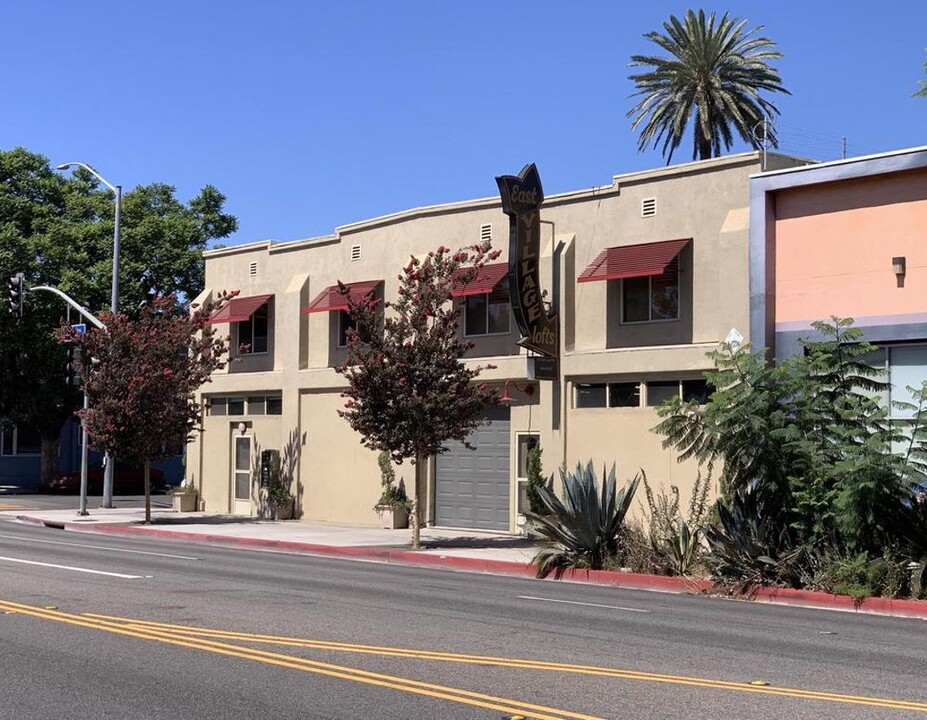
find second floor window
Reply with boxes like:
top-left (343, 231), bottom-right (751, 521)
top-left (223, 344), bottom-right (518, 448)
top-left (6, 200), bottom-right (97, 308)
top-left (464, 294), bottom-right (510, 337)
top-left (238, 305), bottom-right (269, 354)
top-left (338, 310), bottom-right (356, 348)
top-left (622, 257), bottom-right (679, 323)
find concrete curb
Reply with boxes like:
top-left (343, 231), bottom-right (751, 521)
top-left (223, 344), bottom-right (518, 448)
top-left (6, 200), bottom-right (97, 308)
top-left (22, 517), bottom-right (927, 620)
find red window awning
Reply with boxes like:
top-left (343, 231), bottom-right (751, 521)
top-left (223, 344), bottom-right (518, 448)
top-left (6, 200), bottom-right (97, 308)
top-left (451, 262), bottom-right (509, 298)
top-left (577, 238), bottom-right (690, 283)
top-left (207, 294), bottom-right (272, 324)
top-left (302, 280), bottom-right (382, 314)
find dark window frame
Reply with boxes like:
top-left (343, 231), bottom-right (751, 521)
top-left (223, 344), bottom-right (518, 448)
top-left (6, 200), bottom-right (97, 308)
top-left (463, 293), bottom-right (511, 338)
top-left (620, 258), bottom-right (680, 324)
top-left (237, 304), bottom-right (269, 355)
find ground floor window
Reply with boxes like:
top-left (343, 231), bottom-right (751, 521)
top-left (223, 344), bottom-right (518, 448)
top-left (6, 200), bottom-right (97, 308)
top-left (1, 425), bottom-right (41, 456)
top-left (209, 395), bottom-right (282, 417)
top-left (574, 378), bottom-right (711, 409)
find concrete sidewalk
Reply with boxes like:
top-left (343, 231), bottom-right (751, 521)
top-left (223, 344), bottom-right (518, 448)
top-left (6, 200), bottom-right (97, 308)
top-left (0, 505), bottom-right (538, 564)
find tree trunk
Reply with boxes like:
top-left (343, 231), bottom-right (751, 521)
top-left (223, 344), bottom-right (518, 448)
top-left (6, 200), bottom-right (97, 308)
top-left (144, 461), bottom-right (151, 524)
top-left (410, 452), bottom-right (425, 549)
top-left (39, 436), bottom-right (59, 490)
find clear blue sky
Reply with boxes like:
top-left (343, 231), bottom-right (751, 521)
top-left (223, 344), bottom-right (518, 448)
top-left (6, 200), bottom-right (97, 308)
top-left (3, 1), bottom-right (925, 246)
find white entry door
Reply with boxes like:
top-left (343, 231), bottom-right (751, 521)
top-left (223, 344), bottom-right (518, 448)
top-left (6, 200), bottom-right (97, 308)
top-left (232, 433), bottom-right (253, 515)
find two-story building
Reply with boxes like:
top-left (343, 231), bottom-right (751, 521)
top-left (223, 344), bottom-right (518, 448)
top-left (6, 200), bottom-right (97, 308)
top-left (187, 151), bottom-right (810, 530)
top-left (750, 145), bottom-right (927, 425)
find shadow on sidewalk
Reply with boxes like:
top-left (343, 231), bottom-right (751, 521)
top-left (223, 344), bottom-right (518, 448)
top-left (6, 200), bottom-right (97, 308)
top-left (420, 535), bottom-right (535, 550)
top-left (142, 515), bottom-right (263, 526)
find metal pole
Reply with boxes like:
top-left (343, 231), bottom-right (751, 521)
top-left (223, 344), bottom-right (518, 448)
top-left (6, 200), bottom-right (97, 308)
top-left (111, 185), bottom-right (121, 315)
top-left (78, 389), bottom-right (90, 516)
top-left (55, 163), bottom-right (122, 509)
top-left (102, 185), bottom-right (121, 508)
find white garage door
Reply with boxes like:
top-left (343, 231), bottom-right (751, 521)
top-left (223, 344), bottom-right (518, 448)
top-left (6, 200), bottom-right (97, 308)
top-left (435, 406), bottom-right (510, 530)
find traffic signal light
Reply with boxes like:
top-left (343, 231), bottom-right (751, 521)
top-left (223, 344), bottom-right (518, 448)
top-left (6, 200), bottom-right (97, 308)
top-left (66, 345), bottom-right (80, 388)
top-left (7, 273), bottom-right (24, 316)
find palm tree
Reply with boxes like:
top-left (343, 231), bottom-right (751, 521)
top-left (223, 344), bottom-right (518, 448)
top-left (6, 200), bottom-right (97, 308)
top-left (628, 9), bottom-right (789, 163)
top-left (915, 52), bottom-right (927, 98)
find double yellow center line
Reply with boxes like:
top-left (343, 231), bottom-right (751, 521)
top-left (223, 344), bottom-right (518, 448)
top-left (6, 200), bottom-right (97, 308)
top-left (2, 599), bottom-right (926, 715)
top-left (0, 599), bottom-right (598, 720)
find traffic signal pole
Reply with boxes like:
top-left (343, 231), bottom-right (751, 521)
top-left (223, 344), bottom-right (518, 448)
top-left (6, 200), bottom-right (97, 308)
top-left (78, 390), bottom-right (90, 516)
top-left (15, 283), bottom-right (106, 516)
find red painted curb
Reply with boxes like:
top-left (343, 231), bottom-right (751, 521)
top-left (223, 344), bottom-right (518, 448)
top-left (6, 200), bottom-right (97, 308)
top-left (54, 520), bottom-right (927, 619)
top-left (746, 585), bottom-right (927, 619)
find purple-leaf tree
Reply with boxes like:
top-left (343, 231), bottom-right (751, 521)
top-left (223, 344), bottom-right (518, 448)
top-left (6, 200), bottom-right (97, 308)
top-left (61, 293), bottom-right (232, 523)
top-left (336, 242), bottom-right (501, 549)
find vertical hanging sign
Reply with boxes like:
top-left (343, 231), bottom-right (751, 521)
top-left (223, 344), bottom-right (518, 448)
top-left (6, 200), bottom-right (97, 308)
top-left (496, 163), bottom-right (558, 358)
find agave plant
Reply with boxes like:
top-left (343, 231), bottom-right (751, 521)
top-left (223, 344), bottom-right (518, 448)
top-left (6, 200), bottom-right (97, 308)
top-left (525, 461), bottom-right (640, 579)
top-left (705, 480), bottom-right (806, 590)
top-left (657, 518), bottom-right (703, 576)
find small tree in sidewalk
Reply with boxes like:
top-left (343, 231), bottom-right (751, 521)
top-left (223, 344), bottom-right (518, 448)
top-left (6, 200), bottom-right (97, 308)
top-left (336, 242), bottom-right (500, 549)
top-left (62, 293), bottom-right (232, 523)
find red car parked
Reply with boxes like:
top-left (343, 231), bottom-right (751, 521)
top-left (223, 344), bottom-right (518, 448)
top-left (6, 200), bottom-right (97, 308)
top-left (47, 464), bottom-right (166, 495)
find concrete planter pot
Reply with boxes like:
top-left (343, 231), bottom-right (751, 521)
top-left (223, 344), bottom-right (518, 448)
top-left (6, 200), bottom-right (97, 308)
top-left (271, 497), bottom-right (295, 520)
top-left (376, 505), bottom-right (409, 529)
top-left (172, 493), bottom-right (197, 513)
top-left (260, 497), bottom-right (295, 520)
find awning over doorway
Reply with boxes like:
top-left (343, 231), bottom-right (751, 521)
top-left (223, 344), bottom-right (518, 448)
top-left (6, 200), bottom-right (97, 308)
top-left (302, 280), bottom-right (382, 314)
top-left (207, 294), bottom-right (273, 324)
top-left (577, 238), bottom-right (690, 283)
top-left (451, 262), bottom-right (509, 298)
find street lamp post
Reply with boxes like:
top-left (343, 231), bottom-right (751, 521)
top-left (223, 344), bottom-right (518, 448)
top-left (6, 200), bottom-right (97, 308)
top-left (57, 162), bottom-right (122, 508)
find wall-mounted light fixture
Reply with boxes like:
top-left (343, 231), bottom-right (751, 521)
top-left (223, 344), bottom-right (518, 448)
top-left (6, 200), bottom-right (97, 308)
top-left (500, 380), bottom-right (536, 404)
top-left (237, 422), bottom-right (247, 435)
top-left (893, 256), bottom-right (907, 277)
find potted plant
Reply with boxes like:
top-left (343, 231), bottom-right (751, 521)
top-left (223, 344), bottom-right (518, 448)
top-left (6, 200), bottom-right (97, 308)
top-left (169, 482), bottom-right (198, 513)
top-left (265, 477), bottom-right (295, 520)
top-left (374, 451), bottom-right (410, 529)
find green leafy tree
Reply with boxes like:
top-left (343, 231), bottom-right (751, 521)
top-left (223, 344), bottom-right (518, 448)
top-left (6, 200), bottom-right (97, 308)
top-left (655, 318), bottom-right (906, 555)
top-left (65, 294), bottom-right (232, 522)
top-left (0, 147), bottom-right (237, 485)
top-left (336, 242), bottom-right (500, 549)
top-left (628, 9), bottom-right (789, 163)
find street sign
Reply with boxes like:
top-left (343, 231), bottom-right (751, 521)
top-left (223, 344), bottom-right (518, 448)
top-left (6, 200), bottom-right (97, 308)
top-left (528, 356), bottom-right (558, 381)
top-left (71, 323), bottom-right (87, 335)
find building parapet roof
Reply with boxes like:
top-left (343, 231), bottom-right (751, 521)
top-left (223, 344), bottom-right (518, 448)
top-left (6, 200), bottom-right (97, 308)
top-left (205, 150), bottom-right (810, 259)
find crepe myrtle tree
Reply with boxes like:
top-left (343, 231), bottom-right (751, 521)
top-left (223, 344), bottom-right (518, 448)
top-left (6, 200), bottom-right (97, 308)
top-left (336, 242), bottom-right (501, 549)
top-left (60, 293), bottom-right (233, 523)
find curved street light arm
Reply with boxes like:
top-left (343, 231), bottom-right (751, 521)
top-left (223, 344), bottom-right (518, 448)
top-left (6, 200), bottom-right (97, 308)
top-left (28, 285), bottom-right (107, 330)
top-left (55, 161), bottom-right (118, 194)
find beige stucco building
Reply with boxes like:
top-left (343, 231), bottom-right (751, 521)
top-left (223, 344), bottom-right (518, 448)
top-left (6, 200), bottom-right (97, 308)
top-left (187, 151), bottom-right (809, 531)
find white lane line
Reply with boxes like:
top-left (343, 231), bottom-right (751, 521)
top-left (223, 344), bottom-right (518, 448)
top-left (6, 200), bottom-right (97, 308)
top-left (0, 533), bottom-right (199, 560)
top-left (517, 595), bottom-right (651, 613)
top-left (0, 555), bottom-right (145, 579)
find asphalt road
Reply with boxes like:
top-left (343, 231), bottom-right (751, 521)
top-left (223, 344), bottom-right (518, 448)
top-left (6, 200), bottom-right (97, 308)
top-left (0, 521), bottom-right (925, 719)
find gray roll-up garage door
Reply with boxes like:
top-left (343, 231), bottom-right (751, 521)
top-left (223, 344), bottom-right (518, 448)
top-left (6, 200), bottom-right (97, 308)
top-left (435, 406), bottom-right (510, 530)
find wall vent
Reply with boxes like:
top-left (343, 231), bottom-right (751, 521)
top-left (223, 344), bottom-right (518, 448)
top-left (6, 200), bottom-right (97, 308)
top-left (249, 261), bottom-right (258, 277)
top-left (350, 244), bottom-right (362, 261)
top-left (480, 223), bottom-right (492, 242)
top-left (641, 197), bottom-right (657, 218)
